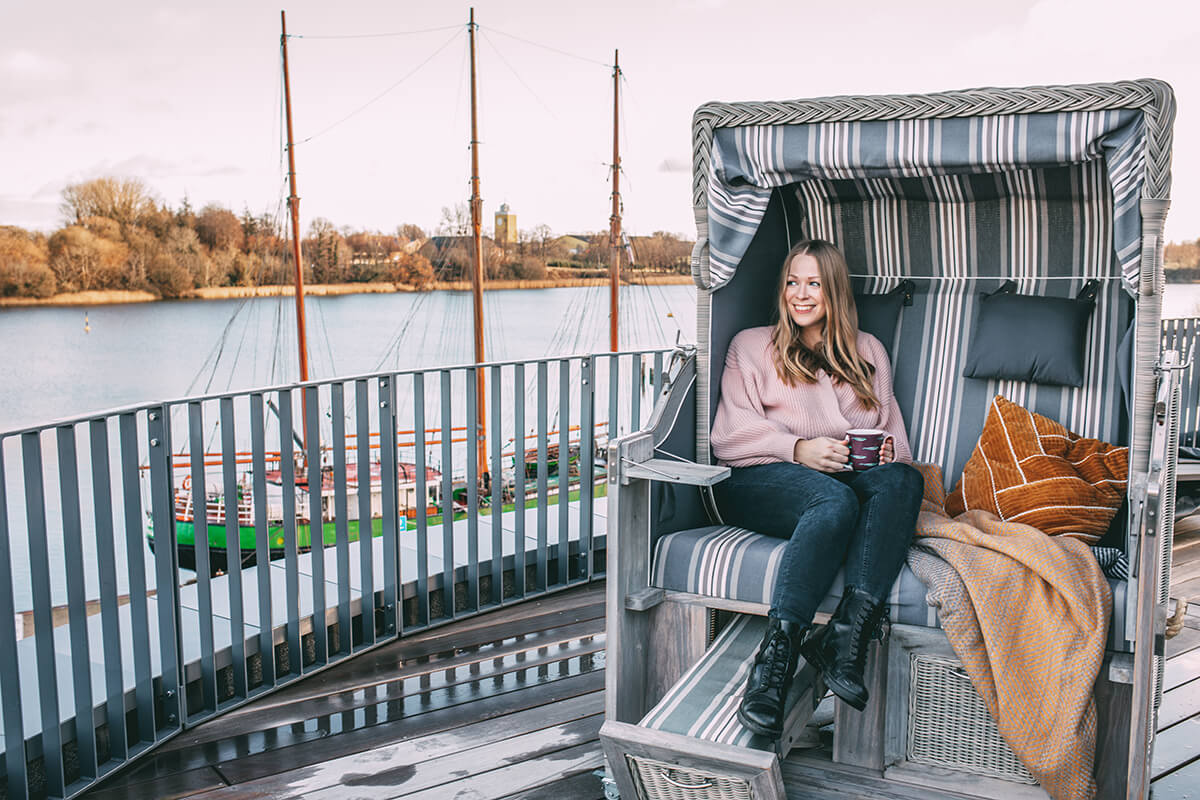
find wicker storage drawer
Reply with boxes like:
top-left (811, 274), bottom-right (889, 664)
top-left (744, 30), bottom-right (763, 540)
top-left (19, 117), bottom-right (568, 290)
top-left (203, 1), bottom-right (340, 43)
top-left (627, 755), bottom-right (754, 800)
top-left (906, 653), bottom-right (1036, 784)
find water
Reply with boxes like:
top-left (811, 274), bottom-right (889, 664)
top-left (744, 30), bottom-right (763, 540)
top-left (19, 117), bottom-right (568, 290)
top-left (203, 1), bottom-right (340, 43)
top-left (0, 284), bottom-right (696, 433)
top-left (1165, 282), bottom-right (1200, 320)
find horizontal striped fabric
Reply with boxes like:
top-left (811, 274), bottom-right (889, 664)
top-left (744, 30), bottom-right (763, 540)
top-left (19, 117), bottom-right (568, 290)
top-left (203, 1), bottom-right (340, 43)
top-left (706, 111), bottom-right (1145, 292)
top-left (650, 524), bottom-right (1129, 651)
top-left (652, 525), bottom-right (939, 627)
top-left (640, 614), bottom-right (813, 749)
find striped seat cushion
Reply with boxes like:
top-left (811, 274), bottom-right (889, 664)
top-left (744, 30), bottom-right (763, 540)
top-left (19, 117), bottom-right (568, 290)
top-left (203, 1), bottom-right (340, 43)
top-left (651, 524), bottom-right (1130, 651)
top-left (640, 614), bottom-right (802, 748)
top-left (651, 525), bottom-right (939, 627)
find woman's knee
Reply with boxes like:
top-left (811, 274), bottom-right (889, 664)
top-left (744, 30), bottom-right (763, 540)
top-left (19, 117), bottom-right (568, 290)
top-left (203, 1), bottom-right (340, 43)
top-left (802, 480), bottom-right (859, 530)
top-left (861, 462), bottom-right (924, 504)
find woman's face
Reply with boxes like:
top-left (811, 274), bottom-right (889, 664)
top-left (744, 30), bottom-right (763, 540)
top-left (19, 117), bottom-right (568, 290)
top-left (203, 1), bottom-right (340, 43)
top-left (783, 252), bottom-right (826, 336)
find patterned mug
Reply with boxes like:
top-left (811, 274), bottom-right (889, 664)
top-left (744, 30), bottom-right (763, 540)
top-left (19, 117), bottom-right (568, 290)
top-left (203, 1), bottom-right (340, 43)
top-left (846, 428), bottom-right (885, 471)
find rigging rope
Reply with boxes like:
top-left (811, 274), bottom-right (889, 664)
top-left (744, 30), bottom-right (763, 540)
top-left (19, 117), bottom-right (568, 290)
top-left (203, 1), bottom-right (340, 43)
top-left (297, 27), bottom-right (465, 145)
top-left (480, 25), bottom-right (611, 68)
top-left (479, 30), bottom-right (558, 119)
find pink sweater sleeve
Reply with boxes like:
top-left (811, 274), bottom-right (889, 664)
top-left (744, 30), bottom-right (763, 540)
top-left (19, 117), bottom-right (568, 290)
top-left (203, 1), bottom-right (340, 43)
top-left (862, 334), bottom-right (913, 464)
top-left (711, 335), bottom-right (800, 465)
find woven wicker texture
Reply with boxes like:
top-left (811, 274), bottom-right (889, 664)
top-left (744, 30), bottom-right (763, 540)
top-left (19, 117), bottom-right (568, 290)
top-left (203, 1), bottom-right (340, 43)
top-left (691, 80), bottom-right (1174, 208)
top-left (907, 654), bottom-right (1037, 784)
top-left (628, 755), bottom-right (754, 800)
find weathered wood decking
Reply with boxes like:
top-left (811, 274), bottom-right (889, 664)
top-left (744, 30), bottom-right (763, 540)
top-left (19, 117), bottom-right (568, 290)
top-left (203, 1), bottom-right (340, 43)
top-left (81, 514), bottom-right (1200, 800)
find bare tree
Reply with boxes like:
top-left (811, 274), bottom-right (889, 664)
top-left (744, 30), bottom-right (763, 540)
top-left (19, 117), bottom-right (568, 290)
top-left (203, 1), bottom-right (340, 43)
top-left (196, 205), bottom-right (244, 251)
top-left (60, 177), bottom-right (156, 227)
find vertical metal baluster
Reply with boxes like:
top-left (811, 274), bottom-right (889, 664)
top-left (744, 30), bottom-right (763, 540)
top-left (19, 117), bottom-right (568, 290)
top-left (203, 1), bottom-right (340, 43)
top-left (56, 425), bottom-right (97, 778)
top-left (249, 394), bottom-right (274, 687)
top-left (354, 380), bottom-right (375, 644)
top-left (489, 365), bottom-right (502, 606)
top-left (278, 391), bottom-right (302, 676)
top-left (512, 363), bottom-right (526, 599)
top-left (377, 375), bottom-right (399, 636)
top-left (536, 360), bottom-right (549, 593)
top-left (466, 367), bottom-right (479, 612)
top-left (579, 357), bottom-right (596, 583)
top-left (412, 374), bottom-right (428, 628)
top-left (653, 350), bottom-right (665, 396)
top-left (631, 353), bottom-right (644, 431)
top-left (22, 432), bottom-right (64, 795)
top-left (440, 370), bottom-right (454, 618)
top-left (304, 385), bottom-right (327, 666)
top-left (146, 405), bottom-right (183, 736)
top-left (331, 383), bottom-right (351, 654)
top-left (0, 443), bottom-right (29, 799)
top-left (187, 402), bottom-right (217, 713)
top-left (608, 353), bottom-right (619, 439)
top-left (89, 419), bottom-right (126, 762)
top-left (558, 360), bottom-right (570, 586)
top-left (219, 397), bottom-right (247, 699)
top-left (118, 413), bottom-right (155, 739)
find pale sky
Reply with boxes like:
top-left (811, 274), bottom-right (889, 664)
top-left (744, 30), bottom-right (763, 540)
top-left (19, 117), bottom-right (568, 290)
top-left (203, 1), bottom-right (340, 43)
top-left (2, 0), bottom-right (1198, 242)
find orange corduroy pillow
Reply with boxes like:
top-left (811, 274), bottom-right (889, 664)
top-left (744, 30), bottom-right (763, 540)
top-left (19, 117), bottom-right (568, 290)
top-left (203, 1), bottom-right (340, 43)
top-left (945, 396), bottom-right (1128, 542)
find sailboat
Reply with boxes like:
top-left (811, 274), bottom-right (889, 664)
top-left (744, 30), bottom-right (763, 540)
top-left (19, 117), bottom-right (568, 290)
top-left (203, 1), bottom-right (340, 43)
top-left (148, 9), bottom-right (626, 573)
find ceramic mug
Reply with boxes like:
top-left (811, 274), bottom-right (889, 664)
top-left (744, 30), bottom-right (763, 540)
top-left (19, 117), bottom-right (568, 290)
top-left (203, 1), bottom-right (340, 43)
top-left (846, 428), bottom-right (885, 471)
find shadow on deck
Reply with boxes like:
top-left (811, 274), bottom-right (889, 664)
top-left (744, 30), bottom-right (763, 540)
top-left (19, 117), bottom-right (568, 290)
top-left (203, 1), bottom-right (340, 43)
top-left (82, 521), bottom-right (1200, 800)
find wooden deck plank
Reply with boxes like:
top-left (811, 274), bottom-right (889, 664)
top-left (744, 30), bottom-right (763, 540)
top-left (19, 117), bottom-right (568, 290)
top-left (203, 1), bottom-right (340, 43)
top-left (290, 714), bottom-right (603, 800)
top-left (1151, 717), bottom-right (1200, 779)
top-left (1166, 619), bottom-right (1200, 659)
top-left (164, 626), bottom-right (603, 750)
top-left (379, 741), bottom-right (606, 800)
top-left (1165, 647), bottom-right (1200, 691)
top-left (82, 765), bottom-right (228, 800)
top-left (187, 693), bottom-right (602, 799)
top-left (495, 769), bottom-right (606, 800)
top-left (1151, 756), bottom-right (1200, 799)
top-left (1159, 677), bottom-right (1200, 730)
top-left (215, 670), bottom-right (606, 785)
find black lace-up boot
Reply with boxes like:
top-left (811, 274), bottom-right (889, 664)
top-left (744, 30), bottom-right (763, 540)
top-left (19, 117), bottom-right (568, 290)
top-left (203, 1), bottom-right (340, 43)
top-left (737, 617), bottom-right (809, 738)
top-left (801, 587), bottom-right (887, 711)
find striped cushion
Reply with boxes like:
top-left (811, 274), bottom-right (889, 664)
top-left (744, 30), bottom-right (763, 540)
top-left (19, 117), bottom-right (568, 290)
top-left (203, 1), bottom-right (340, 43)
top-left (651, 525), bottom-right (1130, 651)
top-left (651, 525), bottom-right (940, 627)
top-left (640, 615), bottom-right (785, 748)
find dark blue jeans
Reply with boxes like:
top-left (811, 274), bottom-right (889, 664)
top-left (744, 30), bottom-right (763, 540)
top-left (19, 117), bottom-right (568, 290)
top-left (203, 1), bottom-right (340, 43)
top-left (712, 462), bottom-right (923, 625)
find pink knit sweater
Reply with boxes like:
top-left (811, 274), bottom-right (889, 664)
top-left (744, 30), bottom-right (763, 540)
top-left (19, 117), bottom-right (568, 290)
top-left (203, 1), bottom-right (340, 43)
top-left (711, 327), bottom-right (913, 467)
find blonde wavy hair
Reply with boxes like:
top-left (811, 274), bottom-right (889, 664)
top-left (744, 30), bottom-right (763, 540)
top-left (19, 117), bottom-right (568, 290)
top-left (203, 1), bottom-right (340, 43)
top-left (771, 239), bottom-right (879, 409)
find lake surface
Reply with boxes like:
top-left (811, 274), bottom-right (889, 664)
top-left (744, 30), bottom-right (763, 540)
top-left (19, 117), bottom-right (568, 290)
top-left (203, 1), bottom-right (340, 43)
top-left (0, 285), bottom-right (696, 433)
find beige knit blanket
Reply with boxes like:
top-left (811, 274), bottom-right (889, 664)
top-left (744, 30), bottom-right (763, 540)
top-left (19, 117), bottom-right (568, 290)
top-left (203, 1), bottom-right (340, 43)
top-left (907, 502), bottom-right (1111, 800)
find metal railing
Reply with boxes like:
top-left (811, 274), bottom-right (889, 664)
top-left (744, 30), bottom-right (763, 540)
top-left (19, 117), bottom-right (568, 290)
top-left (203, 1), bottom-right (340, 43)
top-left (1163, 317), bottom-right (1199, 450)
top-left (0, 348), bottom-right (668, 799)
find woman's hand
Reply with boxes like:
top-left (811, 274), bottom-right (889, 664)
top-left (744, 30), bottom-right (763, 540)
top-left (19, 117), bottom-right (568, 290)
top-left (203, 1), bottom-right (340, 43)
top-left (794, 437), bottom-right (850, 472)
top-left (880, 436), bottom-right (895, 464)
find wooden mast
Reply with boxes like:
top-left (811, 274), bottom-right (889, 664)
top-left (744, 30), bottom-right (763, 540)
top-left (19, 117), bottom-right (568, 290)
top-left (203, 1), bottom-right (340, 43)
top-left (280, 10), bottom-right (310, 385)
top-left (608, 49), bottom-right (621, 352)
top-left (467, 8), bottom-right (488, 479)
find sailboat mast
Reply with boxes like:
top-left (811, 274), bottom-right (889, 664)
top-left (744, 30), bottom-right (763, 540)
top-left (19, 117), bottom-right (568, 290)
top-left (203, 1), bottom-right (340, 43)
top-left (608, 49), bottom-right (621, 352)
top-left (280, 10), bottom-right (310, 385)
top-left (467, 8), bottom-right (488, 478)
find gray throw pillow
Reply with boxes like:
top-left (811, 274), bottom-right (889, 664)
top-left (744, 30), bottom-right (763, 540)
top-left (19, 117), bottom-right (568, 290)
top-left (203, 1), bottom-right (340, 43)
top-left (963, 280), bottom-right (1098, 387)
top-left (854, 279), bottom-right (914, 355)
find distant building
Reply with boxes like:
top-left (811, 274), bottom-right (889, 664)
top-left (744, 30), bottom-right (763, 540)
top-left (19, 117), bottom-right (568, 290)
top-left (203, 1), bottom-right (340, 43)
top-left (553, 234), bottom-right (591, 257)
top-left (494, 203), bottom-right (517, 246)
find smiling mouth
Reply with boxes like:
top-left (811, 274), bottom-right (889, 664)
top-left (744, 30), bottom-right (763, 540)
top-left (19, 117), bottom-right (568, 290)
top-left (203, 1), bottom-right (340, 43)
top-left (792, 305), bottom-right (816, 314)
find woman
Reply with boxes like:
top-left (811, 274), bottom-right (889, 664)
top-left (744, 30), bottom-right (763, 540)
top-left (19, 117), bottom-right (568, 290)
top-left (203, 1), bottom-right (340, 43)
top-left (710, 238), bottom-right (924, 739)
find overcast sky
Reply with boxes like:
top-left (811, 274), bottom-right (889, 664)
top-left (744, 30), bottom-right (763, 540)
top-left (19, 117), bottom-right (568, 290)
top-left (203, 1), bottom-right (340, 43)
top-left (1, 0), bottom-right (1197, 242)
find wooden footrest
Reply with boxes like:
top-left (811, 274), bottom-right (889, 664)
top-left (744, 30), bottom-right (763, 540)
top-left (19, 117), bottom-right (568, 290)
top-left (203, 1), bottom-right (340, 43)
top-left (602, 615), bottom-right (825, 800)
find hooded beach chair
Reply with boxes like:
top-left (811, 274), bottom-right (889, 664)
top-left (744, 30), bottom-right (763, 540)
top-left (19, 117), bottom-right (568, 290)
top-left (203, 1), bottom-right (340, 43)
top-left (600, 79), bottom-right (1182, 800)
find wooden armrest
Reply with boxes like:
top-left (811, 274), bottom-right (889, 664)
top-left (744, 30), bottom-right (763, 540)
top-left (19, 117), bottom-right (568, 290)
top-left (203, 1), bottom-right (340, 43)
top-left (621, 458), bottom-right (730, 486)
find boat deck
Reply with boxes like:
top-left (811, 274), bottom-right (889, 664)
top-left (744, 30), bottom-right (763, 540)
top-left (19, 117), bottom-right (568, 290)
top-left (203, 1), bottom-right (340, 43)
top-left (81, 514), bottom-right (1200, 800)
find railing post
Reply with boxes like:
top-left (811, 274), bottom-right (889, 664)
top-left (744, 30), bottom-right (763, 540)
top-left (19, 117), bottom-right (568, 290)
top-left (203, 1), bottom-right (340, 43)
top-left (378, 374), bottom-right (400, 636)
top-left (146, 404), bottom-right (184, 734)
top-left (0, 443), bottom-right (29, 800)
top-left (579, 356), bottom-right (596, 581)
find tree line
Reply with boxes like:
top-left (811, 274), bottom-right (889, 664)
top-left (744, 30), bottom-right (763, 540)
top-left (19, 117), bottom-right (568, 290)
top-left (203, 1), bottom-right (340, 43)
top-left (0, 178), bottom-right (694, 300)
top-left (1166, 239), bottom-right (1200, 283)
